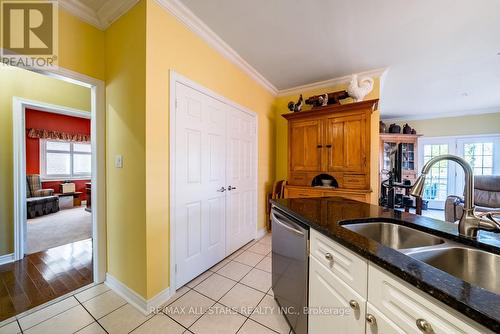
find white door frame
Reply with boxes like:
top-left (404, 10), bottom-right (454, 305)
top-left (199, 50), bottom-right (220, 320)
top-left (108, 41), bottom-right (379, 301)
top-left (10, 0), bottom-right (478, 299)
top-left (12, 67), bottom-right (106, 283)
top-left (169, 70), bottom-right (258, 293)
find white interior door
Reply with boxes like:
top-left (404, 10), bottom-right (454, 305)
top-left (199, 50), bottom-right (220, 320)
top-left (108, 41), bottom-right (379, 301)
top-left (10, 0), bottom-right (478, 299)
top-left (226, 108), bottom-right (257, 254)
top-left (174, 82), bottom-right (227, 288)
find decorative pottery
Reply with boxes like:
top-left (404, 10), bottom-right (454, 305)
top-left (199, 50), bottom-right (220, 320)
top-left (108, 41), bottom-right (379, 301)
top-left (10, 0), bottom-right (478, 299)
top-left (379, 121), bottom-right (387, 133)
top-left (411, 129), bottom-right (417, 135)
top-left (389, 123), bottom-right (401, 133)
top-left (347, 74), bottom-right (374, 102)
top-left (321, 179), bottom-right (333, 187)
top-left (403, 123), bottom-right (412, 134)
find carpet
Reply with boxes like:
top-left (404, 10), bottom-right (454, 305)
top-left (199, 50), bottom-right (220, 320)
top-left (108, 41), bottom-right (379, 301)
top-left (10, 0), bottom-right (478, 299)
top-left (27, 206), bottom-right (92, 254)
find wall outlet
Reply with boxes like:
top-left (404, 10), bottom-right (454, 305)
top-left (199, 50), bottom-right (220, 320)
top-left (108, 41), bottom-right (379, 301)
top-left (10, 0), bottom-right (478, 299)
top-left (115, 155), bottom-right (123, 168)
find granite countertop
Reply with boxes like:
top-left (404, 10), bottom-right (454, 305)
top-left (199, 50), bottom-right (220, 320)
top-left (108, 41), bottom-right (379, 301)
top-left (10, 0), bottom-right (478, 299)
top-left (271, 196), bottom-right (500, 332)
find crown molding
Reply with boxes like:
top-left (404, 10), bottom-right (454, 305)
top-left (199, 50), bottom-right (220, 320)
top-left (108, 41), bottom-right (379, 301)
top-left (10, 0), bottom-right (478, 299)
top-left (154, 0), bottom-right (279, 96)
top-left (277, 68), bottom-right (388, 97)
top-left (59, 0), bottom-right (104, 29)
top-left (59, 0), bottom-right (138, 30)
top-left (97, 0), bottom-right (139, 28)
top-left (60, 0), bottom-right (386, 99)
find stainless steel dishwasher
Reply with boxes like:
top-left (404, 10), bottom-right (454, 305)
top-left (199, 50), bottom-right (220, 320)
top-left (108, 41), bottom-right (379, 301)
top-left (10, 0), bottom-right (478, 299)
top-left (271, 206), bottom-right (309, 334)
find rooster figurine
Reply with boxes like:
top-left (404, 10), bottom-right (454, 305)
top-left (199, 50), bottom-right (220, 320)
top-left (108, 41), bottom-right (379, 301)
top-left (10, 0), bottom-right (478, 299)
top-left (288, 94), bottom-right (303, 112)
top-left (347, 75), bottom-right (374, 102)
top-left (318, 93), bottom-right (328, 107)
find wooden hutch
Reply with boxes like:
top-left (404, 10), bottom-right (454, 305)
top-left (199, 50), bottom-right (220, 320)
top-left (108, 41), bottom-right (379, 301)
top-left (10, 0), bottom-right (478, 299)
top-left (283, 99), bottom-right (378, 203)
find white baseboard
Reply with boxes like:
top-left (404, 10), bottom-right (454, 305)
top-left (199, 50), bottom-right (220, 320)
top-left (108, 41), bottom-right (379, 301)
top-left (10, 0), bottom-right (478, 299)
top-left (0, 253), bottom-right (15, 266)
top-left (256, 227), bottom-right (268, 240)
top-left (105, 273), bottom-right (172, 315)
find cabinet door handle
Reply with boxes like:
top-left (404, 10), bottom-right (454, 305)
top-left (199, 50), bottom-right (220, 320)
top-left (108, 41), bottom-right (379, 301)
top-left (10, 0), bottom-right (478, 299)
top-left (217, 187), bottom-right (226, 192)
top-left (228, 186), bottom-right (237, 191)
top-left (416, 319), bottom-right (433, 333)
top-left (326, 144), bottom-right (332, 148)
top-left (324, 252), bottom-right (333, 261)
top-left (316, 145), bottom-right (323, 148)
top-left (348, 300), bottom-right (359, 310)
top-left (365, 314), bottom-right (377, 326)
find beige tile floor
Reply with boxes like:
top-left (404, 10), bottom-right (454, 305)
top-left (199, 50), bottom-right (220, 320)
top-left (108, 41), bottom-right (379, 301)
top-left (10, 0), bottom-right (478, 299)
top-left (0, 234), bottom-right (290, 334)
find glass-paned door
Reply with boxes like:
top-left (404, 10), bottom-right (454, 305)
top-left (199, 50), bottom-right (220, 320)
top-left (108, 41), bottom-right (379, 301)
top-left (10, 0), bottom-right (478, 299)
top-left (456, 137), bottom-right (500, 192)
top-left (419, 138), bottom-right (456, 209)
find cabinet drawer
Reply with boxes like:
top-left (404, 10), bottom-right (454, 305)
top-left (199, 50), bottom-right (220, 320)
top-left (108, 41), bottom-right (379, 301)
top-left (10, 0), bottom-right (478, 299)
top-left (310, 229), bottom-right (368, 297)
top-left (321, 190), bottom-right (369, 203)
top-left (368, 264), bottom-right (492, 334)
top-left (288, 173), bottom-right (309, 186)
top-left (309, 256), bottom-right (366, 334)
top-left (343, 174), bottom-right (367, 189)
top-left (366, 302), bottom-right (405, 334)
top-left (286, 187), bottom-right (323, 198)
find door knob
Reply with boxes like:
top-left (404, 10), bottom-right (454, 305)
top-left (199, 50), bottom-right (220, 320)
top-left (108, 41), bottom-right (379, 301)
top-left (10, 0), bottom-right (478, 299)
top-left (416, 319), bottom-right (433, 333)
top-left (217, 187), bottom-right (226, 192)
top-left (228, 186), bottom-right (237, 191)
top-left (365, 314), bottom-right (377, 326)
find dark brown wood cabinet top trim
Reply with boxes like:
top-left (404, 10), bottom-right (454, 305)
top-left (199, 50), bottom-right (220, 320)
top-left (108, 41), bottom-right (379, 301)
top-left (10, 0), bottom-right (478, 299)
top-left (282, 99), bottom-right (379, 120)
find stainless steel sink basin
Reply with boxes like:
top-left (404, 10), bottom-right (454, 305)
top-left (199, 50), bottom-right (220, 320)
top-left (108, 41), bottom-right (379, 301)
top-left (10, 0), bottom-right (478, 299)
top-left (343, 222), bottom-right (445, 249)
top-left (409, 247), bottom-right (500, 295)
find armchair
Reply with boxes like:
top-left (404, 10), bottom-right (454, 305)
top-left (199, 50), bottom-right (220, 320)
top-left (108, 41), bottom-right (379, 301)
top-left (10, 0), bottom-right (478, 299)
top-left (445, 175), bottom-right (500, 222)
top-left (26, 174), bottom-right (59, 218)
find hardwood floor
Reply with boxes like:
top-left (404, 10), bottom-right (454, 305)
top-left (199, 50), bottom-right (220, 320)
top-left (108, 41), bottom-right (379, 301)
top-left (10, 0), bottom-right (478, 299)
top-left (0, 238), bottom-right (92, 322)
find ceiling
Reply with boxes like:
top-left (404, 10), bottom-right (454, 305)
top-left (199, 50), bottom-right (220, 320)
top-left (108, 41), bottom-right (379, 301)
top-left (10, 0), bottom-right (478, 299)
top-left (180, 0), bottom-right (500, 119)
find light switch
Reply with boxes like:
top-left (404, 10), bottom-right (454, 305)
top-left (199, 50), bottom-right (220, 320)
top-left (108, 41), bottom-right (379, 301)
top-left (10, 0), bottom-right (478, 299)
top-left (115, 155), bottom-right (123, 168)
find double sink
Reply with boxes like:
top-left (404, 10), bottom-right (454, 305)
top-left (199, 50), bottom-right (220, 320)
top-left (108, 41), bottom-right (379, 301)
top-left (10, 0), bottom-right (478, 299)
top-left (342, 221), bottom-right (500, 295)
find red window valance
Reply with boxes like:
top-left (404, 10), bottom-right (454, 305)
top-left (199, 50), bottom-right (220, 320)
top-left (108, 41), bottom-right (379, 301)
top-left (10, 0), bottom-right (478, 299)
top-left (27, 128), bottom-right (90, 142)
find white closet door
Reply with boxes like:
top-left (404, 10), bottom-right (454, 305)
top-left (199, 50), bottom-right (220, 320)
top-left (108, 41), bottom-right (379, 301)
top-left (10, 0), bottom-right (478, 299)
top-left (226, 107), bottom-right (257, 254)
top-left (174, 82), bottom-right (227, 288)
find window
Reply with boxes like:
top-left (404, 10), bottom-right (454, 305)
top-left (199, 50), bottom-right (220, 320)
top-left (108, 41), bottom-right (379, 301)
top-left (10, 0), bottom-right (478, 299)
top-left (41, 140), bottom-right (91, 179)
top-left (463, 142), bottom-right (493, 175)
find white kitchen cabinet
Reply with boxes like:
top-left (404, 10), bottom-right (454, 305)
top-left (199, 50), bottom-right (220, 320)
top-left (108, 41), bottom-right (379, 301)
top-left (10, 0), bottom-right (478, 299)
top-left (368, 264), bottom-right (492, 334)
top-left (365, 302), bottom-right (405, 334)
top-left (309, 256), bottom-right (366, 334)
top-left (308, 231), bottom-right (494, 334)
top-left (310, 229), bottom-right (368, 297)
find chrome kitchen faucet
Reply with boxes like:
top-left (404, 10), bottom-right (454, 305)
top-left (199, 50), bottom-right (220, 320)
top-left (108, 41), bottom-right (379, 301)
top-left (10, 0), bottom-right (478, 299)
top-left (410, 154), bottom-right (500, 239)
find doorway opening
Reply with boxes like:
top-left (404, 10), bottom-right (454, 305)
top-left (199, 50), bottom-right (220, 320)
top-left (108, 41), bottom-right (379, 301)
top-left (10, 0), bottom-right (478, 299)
top-left (25, 107), bottom-right (92, 254)
top-left (0, 64), bottom-right (105, 322)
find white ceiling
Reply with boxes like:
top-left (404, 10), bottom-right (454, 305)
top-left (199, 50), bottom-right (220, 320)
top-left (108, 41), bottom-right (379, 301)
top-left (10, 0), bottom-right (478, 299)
top-left (180, 0), bottom-right (500, 119)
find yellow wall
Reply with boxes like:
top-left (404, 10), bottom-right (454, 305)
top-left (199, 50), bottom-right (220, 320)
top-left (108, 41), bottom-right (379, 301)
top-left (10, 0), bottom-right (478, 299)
top-left (59, 9), bottom-right (106, 81)
top-left (0, 66), bottom-right (91, 256)
top-left (144, 0), bottom-right (276, 298)
top-left (0, 3), bottom-right (104, 255)
top-left (105, 1), bottom-right (148, 297)
top-left (386, 112), bottom-right (500, 138)
top-left (274, 80), bottom-right (381, 204)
